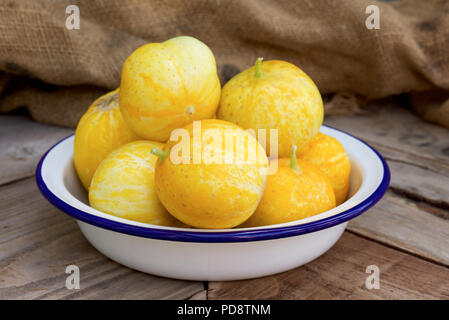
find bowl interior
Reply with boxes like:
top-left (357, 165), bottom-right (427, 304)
top-left (39, 125), bottom-right (384, 232)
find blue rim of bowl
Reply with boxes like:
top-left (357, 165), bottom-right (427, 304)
top-left (35, 126), bottom-right (390, 243)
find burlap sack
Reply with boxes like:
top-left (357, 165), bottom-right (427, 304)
top-left (0, 0), bottom-right (448, 128)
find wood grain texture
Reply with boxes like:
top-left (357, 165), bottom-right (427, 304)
top-left (189, 290), bottom-right (207, 300)
top-left (348, 191), bottom-right (449, 266)
top-left (325, 103), bottom-right (449, 163)
top-left (0, 177), bottom-right (203, 300)
top-left (0, 115), bottom-right (72, 185)
top-left (208, 232), bottom-right (449, 300)
top-left (373, 143), bottom-right (449, 208)
top-left (324, 102), bottom-right (449, 266)
top-left (324, 103), bottom-right (449, 208)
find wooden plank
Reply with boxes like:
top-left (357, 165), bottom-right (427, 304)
top-left (208, 232), bottom-right (449, 300)
top-left (324, 102), bottom-right (449, 266)
top-left (325, 103), bottom-right (449, 208)
top-left (374, 143), bottom-right (449, 208)
top-left (0, 177), bottom-right (203, 300)
top-left (348, 191), bottom-right (449, 266)
top-left (189, 290), bottom-right (208, 300)
top-left (324, 103), bottom-right (449, 164)
top-left (0, 115), bottom-right (72, 186)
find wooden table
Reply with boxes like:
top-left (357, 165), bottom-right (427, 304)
top-left (1, 100), bottom-right (449, 300)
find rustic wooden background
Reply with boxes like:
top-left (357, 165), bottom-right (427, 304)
top-left (1, 99), bottom-right (449, 299)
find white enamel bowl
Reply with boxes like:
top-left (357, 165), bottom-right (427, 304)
top-left (36, 125), bottom-right (389, 281)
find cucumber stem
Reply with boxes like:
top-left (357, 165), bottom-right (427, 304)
top-left (290, 145), bottom-right (298, 171)
top-left (185, 106), bottom-right (195, 115)
top-left (254, 57), bottom-right (264, 78)
top-left (151, 148), bottom-right (168, 160)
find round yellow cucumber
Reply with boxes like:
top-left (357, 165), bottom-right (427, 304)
top-left (299, 133), bottom-right (351, 205)
top-left (242, 146), bottom-right (336, 227)
top-left (119, 36), bottom-right (221, 141)
top-left (74, 89), bottom-right (139, 190)
top-left (218, 58), bottom-right (323, 157)
top-left (153, 119), bottom-right (268, 229)
top-left (89, 140), bottom-right (182, 227)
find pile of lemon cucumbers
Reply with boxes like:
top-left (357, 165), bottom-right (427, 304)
top-left (74, 36), bottom-right (350, 229)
